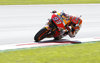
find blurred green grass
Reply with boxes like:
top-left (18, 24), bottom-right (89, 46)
top-left (0, 0), bottom-right (100, 5)
top-left (0, 42), bottom-right (100, 63)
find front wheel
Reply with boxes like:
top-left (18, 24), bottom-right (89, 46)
top-left (34, 27), bottom-right (49, 42)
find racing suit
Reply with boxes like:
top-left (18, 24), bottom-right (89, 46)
top-left (55, 11), bottom-right (82, 38)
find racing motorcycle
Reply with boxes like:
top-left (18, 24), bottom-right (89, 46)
top-left (34, 12), bottom-right (69, 42)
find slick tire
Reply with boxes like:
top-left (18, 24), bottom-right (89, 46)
top-left (34, 27), bottom-right (49, 42)
top-left (54, 36), bottom-right (61, 40)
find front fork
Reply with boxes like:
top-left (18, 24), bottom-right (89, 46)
top-left (45, 19), bottom-right (67, 38)
top-left (45, 25), bottom-right (61, 38)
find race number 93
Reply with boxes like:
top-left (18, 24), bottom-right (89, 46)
top-left (53, 17), bottom-right (61, 24)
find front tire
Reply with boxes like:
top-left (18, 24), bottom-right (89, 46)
top-left (34, 27), bottom-right (49, 42)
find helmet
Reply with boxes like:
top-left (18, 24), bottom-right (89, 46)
top-left (61, 12), bottom-right (66, 17)
top-left (61, 12), bottom-right (69, 19)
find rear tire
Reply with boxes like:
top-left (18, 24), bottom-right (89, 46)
top-left (34, 27), bottom-right (49, 42)
top-left (54, 36), bottom-right (62, 40)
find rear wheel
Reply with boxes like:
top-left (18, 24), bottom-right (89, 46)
top-left (34, 27), bottom-right (49, 42)
top-left (54, 36), bottom-right (62, 40)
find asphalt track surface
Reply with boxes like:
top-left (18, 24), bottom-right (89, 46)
top-left (0, 4), bottom-right (100, 45)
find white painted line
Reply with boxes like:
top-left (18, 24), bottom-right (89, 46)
top-left (0, 42), bottom-right (71, 50)
top-left (70, 37), bottom-right (100, 42)
top-left (0, 38), bottom-right (100, 51)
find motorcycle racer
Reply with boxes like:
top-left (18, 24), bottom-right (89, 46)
top-left (34, 10), bottom-right (82, 42)
top-left (51, 10), bottom-right (82, 39)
